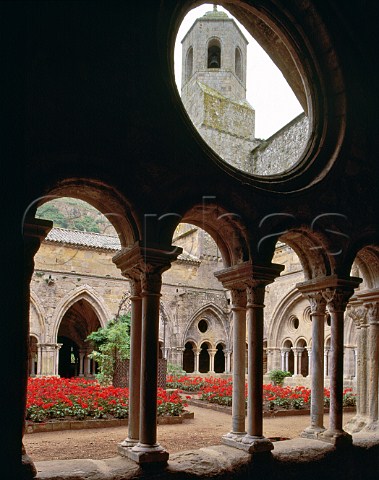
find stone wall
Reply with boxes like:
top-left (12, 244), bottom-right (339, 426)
top-left (251, 114), bottom-right (310, 175)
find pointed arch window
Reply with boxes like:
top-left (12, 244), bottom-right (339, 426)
top-left (235, 46), bottom-right (242, 80)
top-left (208, 39), bottom-right (221, 68)
top-left (185, 46), bottom-right (193, 83)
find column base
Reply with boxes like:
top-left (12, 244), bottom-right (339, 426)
top-left (222, 431), bottom-right (246, 449)
top-left (118, 436), bottom-right (139, 451)
top-left (126, 443), bottom-right (169, 464)
top-left (344, 414), bottom-right (369, 434)
top-left (300, 425), bottom-right (326, 439)
top-left (22, 445), bottom-right (37, 479)
top-left (319, 429), bottom-right (352, 447)
top-left (362, 420), bottom-right (379, 433)
top-left (223, 433), bottom-right (273, 453)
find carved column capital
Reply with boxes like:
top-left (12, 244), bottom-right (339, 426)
top-left (246, 283), bottom-right (265, 308)
top-left (307, 291), bottom-right (327, 315)
top-left (346, 304), bottom-right (367, 327)
top-left (113, 242), bottom-right (182, 295)
top-left (230, 288), bottom-right (247, 309)
top-left (366, 302), bottom-right (379, 325)
top-left (323, 287), bottom-right (353, 313)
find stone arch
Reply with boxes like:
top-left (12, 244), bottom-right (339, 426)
top-left (180, 203), bottom-right (250, 267)
top-left (26, 179), bottom-right (139, 248)
top-left (354, 245), bottom-right (379, 290)
top-left (295, 336), bottom-right (308, 348)
top-left (183, 340), bottom-right (196, 373)
top-left (29, 290), bottom-right (46, 341)
top-left (279, 228), bottom-right (334, 280)
top-left (214, 342), bottom-right (226, 373)
top-left (267, 288), bottom-right (306, 347)
top-left (51, 285), bottom-right (111, 341)
top-left (182, 303), bottom-right (228, 349)
top-left (295, 337), bottom-right (309, 377)
top-left (199, 341), bottom-right (211, 373)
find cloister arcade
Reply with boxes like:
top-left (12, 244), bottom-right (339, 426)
top-left (5, 1), bottom-right (379, 479)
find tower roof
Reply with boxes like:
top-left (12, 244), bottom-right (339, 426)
top-left (201, 5), bottom-right (229, 20)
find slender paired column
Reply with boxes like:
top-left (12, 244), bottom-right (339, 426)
top-left (321, 286), bottom-right (358, 446)
top-left (281, 348), bottom-right (289, 371)
top-left (299, 290), bottom-right (327, 438)
top-left (223, 288), bottom-right (247, 441)
top-left (344, 303), bottom-right (368, 433)
top-left (241, 282), bottom-right (273, 452)
top-left (113, 243), bottom-right (182, 464)
top-left (365, 300), bottom-right (379, 429)
top-left (119, 278), bottom-right (142, 448)
top-left (216, 262), bottom-right (283, 453)
top-left (292, 348), bottom-right (302, 376)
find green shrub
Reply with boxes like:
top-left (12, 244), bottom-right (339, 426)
top-left (268, 369), bottom-right (292, 386)
top-left (167, 363), bottom-right (186, 376)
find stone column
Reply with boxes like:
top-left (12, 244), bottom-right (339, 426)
top-left (113, 243), bottom-right (182, 465)
top-left (280, 348), bottom-right (287, 371)
top-left (39, 343), bottom-right (61, 376)
top-left (241, 282), bottom-right (274, 452)
top-left (306, 347), bottom-right (312, 377)
top-left (365, 300), bottom-right (379, 430)
top-left (21, 219), bottom-right (52, 478)
top-left (78, 351), bottom-right (85, 377)
top-left (216, 262), bottom-right (283, 453)
top-left (208, 349), bottom-right (217, 373)
top-left (194, 350), bottom-right (200, 374)
top-left (224, 349), bottom-right (232, 373)
top-left (324, 348), bottom-right (330, 377)
top-left (292, 347), bottom-right (302, 376)
top-left (119, 278), bottom-right (142, 448)
top-left (86, 354), bottom-right (91, 376)
top-left (37, 344), bottom-right (42, 376)
top-left (223, 288), bottom-right (247, 441)
top-left (299, 290), bottom-right (327, 439)
top-left (344, 303), bottom-right (368, 433)
top-left (321, 285), bottom-right (358, 446)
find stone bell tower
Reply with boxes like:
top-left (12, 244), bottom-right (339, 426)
top-left (181, 5), bottom-right (257, 171)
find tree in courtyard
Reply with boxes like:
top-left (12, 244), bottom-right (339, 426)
top-left (86, 293), bottom-right (131, 386)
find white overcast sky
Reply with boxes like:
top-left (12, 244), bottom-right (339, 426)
top-left (174, 4), bottom-right (303, 139)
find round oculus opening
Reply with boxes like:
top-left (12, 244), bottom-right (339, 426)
top-left (198, 319), bottom-right (208, 333)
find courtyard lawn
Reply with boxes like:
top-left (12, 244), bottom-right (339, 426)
top-left (167, 375), bottom-right (356, 411)
top-left (26, 377), bottom-right (186, 423)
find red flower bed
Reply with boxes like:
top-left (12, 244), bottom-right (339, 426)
top-left (27, 377), bottom-right (187, 423)
top-left (167, 375), bottom-right (356, 411)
